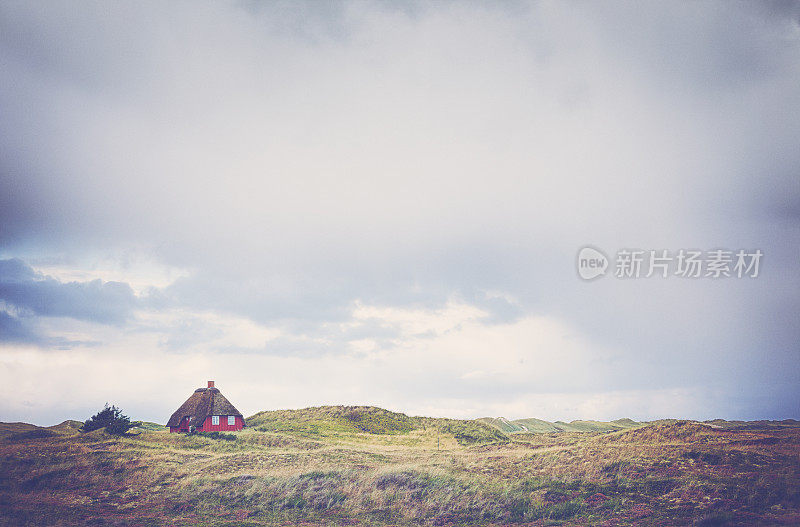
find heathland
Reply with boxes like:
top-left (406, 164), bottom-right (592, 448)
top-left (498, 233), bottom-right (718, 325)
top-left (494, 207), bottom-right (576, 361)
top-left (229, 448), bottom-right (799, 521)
top-left (1, 406), bottom-right (799, 526)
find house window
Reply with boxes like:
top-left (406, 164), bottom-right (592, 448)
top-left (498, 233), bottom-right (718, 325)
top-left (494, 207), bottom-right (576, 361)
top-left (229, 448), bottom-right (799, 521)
top-left (228, 416), bottom-right (236, 426)
top-left (212, 416), bottom-right (219, 425)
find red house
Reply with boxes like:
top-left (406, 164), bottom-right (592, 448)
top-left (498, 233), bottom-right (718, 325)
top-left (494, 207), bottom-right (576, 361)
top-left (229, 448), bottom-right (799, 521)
top-left (167, 381), bottom-right (245, 433)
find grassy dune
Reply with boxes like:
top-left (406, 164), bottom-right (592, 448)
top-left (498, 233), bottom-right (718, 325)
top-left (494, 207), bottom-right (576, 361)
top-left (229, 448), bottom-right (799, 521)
top-left (479, 417), bottom-right (643, 435)
top-left (1, 407), bottom-right (799, 526)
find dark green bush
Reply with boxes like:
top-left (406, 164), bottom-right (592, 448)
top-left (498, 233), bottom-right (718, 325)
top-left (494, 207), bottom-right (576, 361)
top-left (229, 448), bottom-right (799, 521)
top-left (82, 404), bottom-right (135, 435)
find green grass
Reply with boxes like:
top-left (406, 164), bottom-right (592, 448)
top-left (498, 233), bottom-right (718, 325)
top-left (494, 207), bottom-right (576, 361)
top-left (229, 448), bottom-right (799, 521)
top-left (197, 431), bottom-right (237, 441)
top-left (134, 421), bottom-right (169, 432)
top-left (415, 416), bottom-right (508, 445)
top-left (247, 406), bottom-right (505, 446)
top-left (248, 406), bottom-right (417, 439)
top-left (554, 420), bottom-right (619, 433)
top-left (476, 417), bottom-right (526, 433)
top-left (478, 416), bottom-right (644, 435)
top-left (0, 422), bottom-right (41, 439)
top-left (511, 417), bottom-right (563, 433)
top-left (4, 428), bottom-right (59, 442)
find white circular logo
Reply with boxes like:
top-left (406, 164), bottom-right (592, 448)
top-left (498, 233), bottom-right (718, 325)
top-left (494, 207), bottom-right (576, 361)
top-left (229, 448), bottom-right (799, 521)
top-left (577, 246), bottom-right (608, 280)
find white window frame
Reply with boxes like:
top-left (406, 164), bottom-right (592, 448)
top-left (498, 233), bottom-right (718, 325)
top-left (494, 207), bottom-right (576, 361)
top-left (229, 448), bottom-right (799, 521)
top-left (228, 415), bottom-right (236, 426)
top-left (212, 415), bottom-right (219, 425)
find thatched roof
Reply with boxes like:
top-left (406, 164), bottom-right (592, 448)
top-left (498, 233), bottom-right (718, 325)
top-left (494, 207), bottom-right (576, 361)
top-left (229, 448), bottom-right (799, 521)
top-left (166, 386), bottom-right (245, 428)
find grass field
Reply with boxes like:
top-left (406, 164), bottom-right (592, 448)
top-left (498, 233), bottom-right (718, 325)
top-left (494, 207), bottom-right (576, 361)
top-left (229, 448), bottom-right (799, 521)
top-left (1, 407), bottom-right (799, 526)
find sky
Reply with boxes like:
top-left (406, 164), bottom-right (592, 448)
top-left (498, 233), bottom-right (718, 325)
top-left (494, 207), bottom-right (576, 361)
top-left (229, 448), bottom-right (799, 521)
top-left (1, 1), bottom-right (798, 426)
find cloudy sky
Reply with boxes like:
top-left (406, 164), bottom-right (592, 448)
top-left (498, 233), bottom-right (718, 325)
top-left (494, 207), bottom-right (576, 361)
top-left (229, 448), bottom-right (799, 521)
top-left (1, 1), bottom-right (798, 426)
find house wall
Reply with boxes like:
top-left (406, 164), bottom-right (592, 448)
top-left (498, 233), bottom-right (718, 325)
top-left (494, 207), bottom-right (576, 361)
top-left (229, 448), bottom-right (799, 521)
top-left (170, 417), bottom-right (192, 433)
top-left (199, 415), bottom-right (244, 432)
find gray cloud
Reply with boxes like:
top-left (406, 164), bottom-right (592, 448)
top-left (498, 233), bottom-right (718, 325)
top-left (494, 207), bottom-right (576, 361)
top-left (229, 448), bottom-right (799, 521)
top-left (0, 308), bottom-right (101, 349)
top-left (0, 310), bottom-right (38, 344)
top-left (0, 1), bottom-right (798, 421)
top-left (0, 258), bottom-right (137, 325)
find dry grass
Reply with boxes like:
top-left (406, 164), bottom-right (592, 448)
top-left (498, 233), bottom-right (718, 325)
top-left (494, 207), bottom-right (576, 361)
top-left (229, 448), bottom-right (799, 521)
top-left (1, 410), bottom-right (798, 526)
